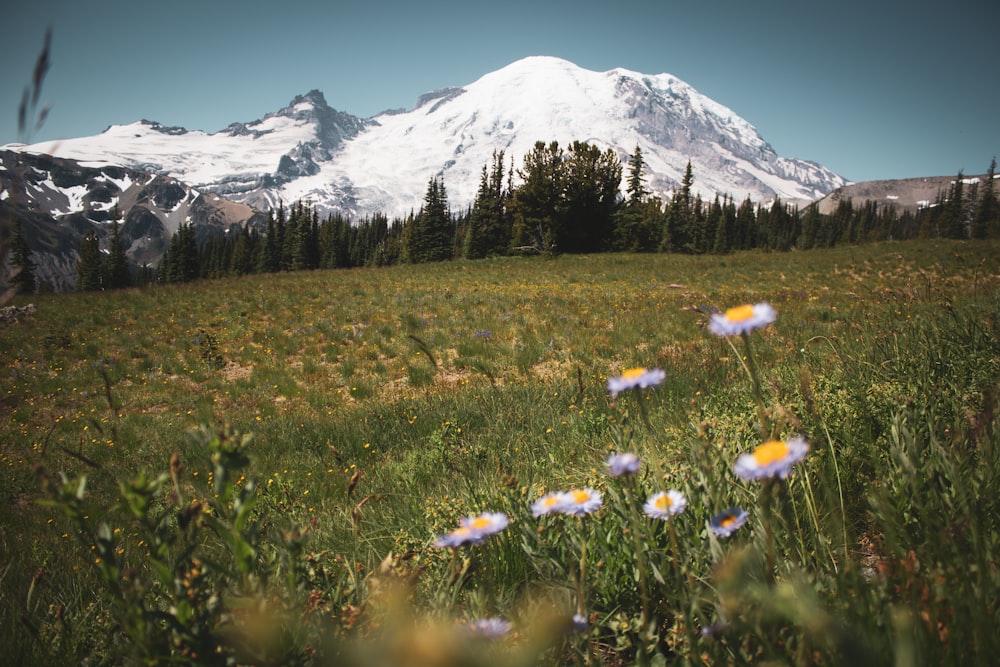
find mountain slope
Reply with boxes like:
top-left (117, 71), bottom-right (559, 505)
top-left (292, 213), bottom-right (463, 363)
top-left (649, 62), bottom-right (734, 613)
top-left (318, 56), bottom-right (844, 216)
top-left (814, 173), bottom-right (998, 214)
top-left (0, 150), bottom-right (265, 291)
top-left (8, 57), bottom-right (845, 221)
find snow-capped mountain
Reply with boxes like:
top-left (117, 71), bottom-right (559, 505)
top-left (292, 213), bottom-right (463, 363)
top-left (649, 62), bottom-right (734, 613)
top-left (8, 57), bottom-right (845, 221)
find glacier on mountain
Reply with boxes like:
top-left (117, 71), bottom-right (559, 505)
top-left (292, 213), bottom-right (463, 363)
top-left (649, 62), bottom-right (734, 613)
top-left (6, 56), bottom-right (846, 220)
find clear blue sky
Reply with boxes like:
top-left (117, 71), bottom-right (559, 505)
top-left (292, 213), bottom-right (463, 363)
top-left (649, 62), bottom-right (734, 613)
top-left (2, 0), bottom-right (997, 183)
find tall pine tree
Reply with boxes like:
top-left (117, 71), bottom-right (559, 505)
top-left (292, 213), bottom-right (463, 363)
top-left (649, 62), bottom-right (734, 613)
top-left (405, 177), bottom-right (453, 263)
top-left (660, 161), bottom-right (695, 252)
top-left (941, 171), bottom-right (967, 239)
top-left (625, 145), bottom-right (648, 204)
top-left (509, 141), bottom-right (564, 253)
top-left (463, 151), bottom-right (510, 259)
top-left (972, 158), bottom-right (998, 238)
top-left (107, 212), bottom-right (131, 289)
top-left (560, 141), bottom-right (622, 253)
top-left (75, 229), bottom-right (104, 291)
top-left (9, 218), bottom-right (36, 293)
top-left (614, 145), bottom-right (662, 252)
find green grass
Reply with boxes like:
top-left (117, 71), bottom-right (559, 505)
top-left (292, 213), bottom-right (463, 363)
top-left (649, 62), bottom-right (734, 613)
top-left (2, 239), bottom-right (999, 665)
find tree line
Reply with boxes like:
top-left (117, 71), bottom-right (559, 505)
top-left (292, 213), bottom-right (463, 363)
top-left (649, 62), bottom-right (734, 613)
top-left (68, 147), bottom-right (1000, 290)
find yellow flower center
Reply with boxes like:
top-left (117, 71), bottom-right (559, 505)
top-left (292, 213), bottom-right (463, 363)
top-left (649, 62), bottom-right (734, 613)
top-left (542, 496), bottom-right (560, 507)
top-left (725, 304), bottom-right (755, 322)
top-left (572, 489), bottom-right (592, 503)
top-left (719, 515), bottom-right (736, 528)
top-left (470, 517), bottom-right (491, 529)
top-left (621, 367), bottom-right (647, 379)
top-left (753, 440), bottom-right (790, 466)
top-left (654, 494), bottom-right (673, 510)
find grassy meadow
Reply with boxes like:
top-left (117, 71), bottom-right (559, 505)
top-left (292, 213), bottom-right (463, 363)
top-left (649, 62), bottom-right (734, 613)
top-left (2, 239), bottom-right (999, 665)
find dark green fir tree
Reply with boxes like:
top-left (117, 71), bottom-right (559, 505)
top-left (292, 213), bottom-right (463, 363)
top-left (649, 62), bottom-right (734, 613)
top-left (405, 177), bottom-right (453, 263)
top-left (107, 212), bottom-right (131, 289)
top-left (10, 218), bottom-right (36, 293)
top-left (75, 229), bottom-right (104, 291)
top-left (972, 158), bottom-right (998, 238)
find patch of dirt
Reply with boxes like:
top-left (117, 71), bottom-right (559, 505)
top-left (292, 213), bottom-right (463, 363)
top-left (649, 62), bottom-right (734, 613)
top-left (222, 362), bottom-right (253, 382)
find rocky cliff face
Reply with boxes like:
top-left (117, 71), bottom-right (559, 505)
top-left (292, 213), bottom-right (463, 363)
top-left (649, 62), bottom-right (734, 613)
top-left (0, 150), bottom-right (266, 291)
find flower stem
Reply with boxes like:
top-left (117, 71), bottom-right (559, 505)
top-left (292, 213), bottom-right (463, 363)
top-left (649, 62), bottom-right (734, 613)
top-left (726, 332), bottom-right (770, 437)
top-left (622, 481), bottom-right (652, 636)
top-left (576, 529), bottom-right (588, 618)
top-left (761, 478), bottom-right (777, 582)
top-left (633, 386), bottom-right (655, 433)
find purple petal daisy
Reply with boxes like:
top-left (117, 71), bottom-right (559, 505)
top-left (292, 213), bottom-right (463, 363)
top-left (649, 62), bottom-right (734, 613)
top-left (606, 452), bottom-right (641, 477)
top-left (709, 507), bottom-right (749, 538)
top-left (733, 436), bottom-right (809, 481)
top-left (607, 367), bottom-right (666, 397)
top-left (708, 303), bottom-right (776, 337)
top-left (643, 490), bottom-right (687, 519)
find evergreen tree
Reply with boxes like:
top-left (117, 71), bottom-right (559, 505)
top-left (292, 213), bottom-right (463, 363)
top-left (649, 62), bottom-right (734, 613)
top-left (320, 213), bottom-right (350, 268)
top-left (9, 218), bottom-right (36, 293)
top-left (660, 161), bottom-right (695, 252)
top-left (257, 211), bottom-right (279, 273)
top-left (463, 151), bottom-right (510, 259)
top-left (613, 206), bottom-right (638, 252)
top-left (712, 195), bottom-right (736, 254)
top-left (972, 157), bottom-right (998, 238)
top-left (735, 195), bottom-right (756, 250)
top-left (135, 263), bottom-right (156, 287)
top-left (75, 229), bottom-right (104, 291)
top-left (308, 209), bottom-right (321, 268)
top-left (164, 223), bottom-right (199, 283)
top-left (941, 171), bottom-right (967, 239)
top-left (405, 177), bottom-right (453, 263)
top-left (230, 226), bottom-right (255, 275)
top-left (288, 204), bottom-right (309, 271)
top-left (107, 213), bottom-right (131, 289)
top-left (799, 204), bottom-right (820, 250)
top-left (704, 195), bottom-right (723, 253)
top-left (614, 145), bottom-right (658, 252)
top-left (689, 193), bottom-right (707, 252)
top-left (625, 145), bottom-right (648, 205)
top-left (275, 203), bottom-right (291, 270)
top-left (764, 198), bottom-right (798, 250)
top-left (560, 141), bottom-right (622, 253)
top-left (510, 141), bottom-right (564, 253)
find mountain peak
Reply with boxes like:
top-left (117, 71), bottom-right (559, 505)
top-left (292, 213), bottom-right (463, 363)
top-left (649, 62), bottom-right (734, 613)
top-left (9, 57), bottom-right (846, 221)
top-left (287, 89), bottom-right (331, 111)
top-left (498, 55), bottom-right (581, 72)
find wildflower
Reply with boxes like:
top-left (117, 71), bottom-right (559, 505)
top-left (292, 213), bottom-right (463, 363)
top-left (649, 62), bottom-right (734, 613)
top-left (531, 491), bottom-right (570, 517)
top-left (460, 511), bottom-right (510, 538)
top-left (607, 367), bottom-right (666, 397)
top-left (605, 452), bottom-right (641, 477)
top-left (708, 303), bottom-right (776, 337)
top-left (561, 488), bottom-right (603, 516)
top-left (643, 490), bottom-right (687, 519)
top-left (733, 436), bottom-right (809, 481)
top-left (433, 525), bottom-right (484, 548)
top-left (709, 507), bottom-right (748, 538)
top-left (571, 613), bottom-right (589, 632)
top-left (465, 617), bottom-right (512, 638)
top-left (433, 511), bottom-right (509, 548)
